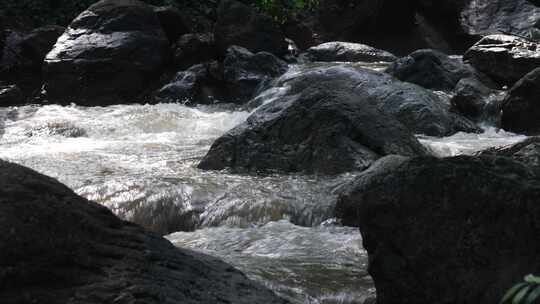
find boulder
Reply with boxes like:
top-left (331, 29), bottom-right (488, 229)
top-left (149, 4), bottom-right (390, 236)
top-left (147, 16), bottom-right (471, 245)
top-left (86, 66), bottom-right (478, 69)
top-left (336, 155), bottom-right (540, 304)
top-left (385, 49), bottom-right (495, 91)
top-left (222, 45), bottom-right (288, 102)
top-left (464, 34), bottom-right (540, 86)
top-left (304, 42), bottom-right (397, 63)
top-left (0, 26), bottom-right (64, 73)
top-left (0, 159), bottom-right (289, 304)
top-left (450, 77), bottom-right (501, 120)
top-left (153, 6), bottom-right (189, 44)
top-left (44, 0), bottom-right (170, 105)
top-left (173, 33), bottom-right (217, 69)
top-left (418, 0), bottom-right (540, 49)
top-left (155, 61), bottom-right (225, 104)
top-left (198, 71), bottom-right (429, 175)
top-left (214, 0), bottom-right (288, 56)
top-left (501, 67), bottom-right (540, 133)
top-left (0, 84), bottom-right (24, 106)
top-left (479, 137), bottom-right (540, 169)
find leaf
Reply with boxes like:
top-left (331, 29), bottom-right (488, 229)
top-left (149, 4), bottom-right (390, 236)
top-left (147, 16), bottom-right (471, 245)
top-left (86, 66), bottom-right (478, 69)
top-left (524, 286), bottom-right (540, 304)
top-left (525, 275), bottom-right (540, 284)
top-left (502, 283), bottom-right (528, 304)
top-left (513, 286), bottom-right (531, 304)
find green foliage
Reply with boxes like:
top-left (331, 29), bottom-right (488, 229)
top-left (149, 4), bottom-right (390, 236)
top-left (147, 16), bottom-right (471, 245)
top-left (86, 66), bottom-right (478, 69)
top-left (501, 275), bottom-right (540, 304)
top-left (254, 0), bottom-right (319, 23)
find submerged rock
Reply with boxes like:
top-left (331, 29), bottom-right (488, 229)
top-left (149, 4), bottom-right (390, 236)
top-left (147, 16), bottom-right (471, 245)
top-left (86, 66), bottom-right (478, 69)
top-left (214, 0), bottom-right (287, 56)
top-left (501, 68), bottom-right (540, 134)
top-left (44, 0), bottom-right (170, 105)
top-left (198, 66), bottom-right (431, 175)
top-left (336, 155), bottom-right (540, 304)
top-left (464, 34), bottom-right (540, 86)
top-left (305, 42), bottom-right (397, 63)
top-left (0, 159), bottom-right (289, 304)
top-left (386, 49), bottom-right (494, 91)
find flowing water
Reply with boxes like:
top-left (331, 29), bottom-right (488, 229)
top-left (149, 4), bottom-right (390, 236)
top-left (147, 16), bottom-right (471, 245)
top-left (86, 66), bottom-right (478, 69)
top-left (0, 65), bottom-right (529, 303)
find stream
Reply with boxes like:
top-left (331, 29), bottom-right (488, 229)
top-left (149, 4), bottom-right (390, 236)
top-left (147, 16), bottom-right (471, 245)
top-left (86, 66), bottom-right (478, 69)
top-left (0, 65), bottom-right (528, 304)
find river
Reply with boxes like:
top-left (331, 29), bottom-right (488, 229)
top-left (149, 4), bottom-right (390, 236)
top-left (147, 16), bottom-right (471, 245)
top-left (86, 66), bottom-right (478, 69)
top-left (0, 65), bottom-right (527, 303)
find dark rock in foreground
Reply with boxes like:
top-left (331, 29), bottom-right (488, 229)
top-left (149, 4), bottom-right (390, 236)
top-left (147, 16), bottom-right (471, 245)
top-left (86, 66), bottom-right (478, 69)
top-left (386, 49), bottom-right (495, 91)
top-left (198, 66), bottom-right (430, 175)
top-left (336, 155), bottom-right (540, 304)
top-left (153, 6), bottom-right (189, 44)
top-left (501, 68), bottom-right (540, 134)
top-left (305, 42), bottom-right (397, 63)
top-left (214, 0), bottom-right (287, 56)
top-left (464, 34), bottom-right (540, 86)
top-left (0, 160), bottom-right (288, 304)
top-left (44, 0), bottom-right (170, 105)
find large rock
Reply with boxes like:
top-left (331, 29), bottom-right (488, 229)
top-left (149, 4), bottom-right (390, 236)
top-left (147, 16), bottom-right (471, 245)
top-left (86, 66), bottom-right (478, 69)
top-left (173, 33), bottom-right (217, 69)
top-left (418, 0), bottom-right (540, 49)
top-left (463, 34), bottom-right (540, 86)
top-left (44, 0), bottom-right (170, 105)
top-left (501, 67), bottom-right (540, 134)
top-left (157, 46), bottom-right (288, 104)
top-left (305, 42), bottom-right (397, 63)
top-left (299, 65), bottom-right (478, 136)
top-left (386, 49), bottom-right (495, 91)
top-left (0, 159), bottom-right (289, 304)
top-left (198, 70), bottom-right (429, 175)
top-left (479, 137), bottom-right (540, 169)
top-left (336, 155), bottom-right (540, 304)
top-left (222, 45), bottom-right (288, 102)
top-left (153, 6), bottom-right (189, 44)
top-left (214, 0), bottom-right (288, 56)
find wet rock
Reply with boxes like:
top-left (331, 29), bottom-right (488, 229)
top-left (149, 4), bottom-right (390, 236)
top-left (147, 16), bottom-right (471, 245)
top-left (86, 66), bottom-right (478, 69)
top-left (0, 26), bottom-right (64, 73)
top-left (198, 67), bottom-right (430, 175)
top-left (173, 33), bottom-right (217, 69)
top-left (0, 84), bottom-right (24, 106)
top-left (501, 67), bottom-right (540, 134)
top-left (44, 0), bottom-right (170, 105)
top-left (155, 62), bottom-right (224, 104)
top-left (304, 42), bottom-right (397, 63)
top-left (153, 6), bottom-right (189, 44)
top-left (214, 0), bottom-right (288, 56)
top-left (223, 45), bottom-right (288, 102)
top-left (450, 77), bottom-right (501, 120)
top-left (0, 159), bottom-right (289, 304)
top-left (386, 49), bottom-right (495, 91)
top-left (336, 155), bottom-right (540, 304)
top-left (479, 137), bottom-right (540, 169)
top-left (464, 34), bottom-right (540, 86)
top-left (418, 0), bottom-right (540, 49)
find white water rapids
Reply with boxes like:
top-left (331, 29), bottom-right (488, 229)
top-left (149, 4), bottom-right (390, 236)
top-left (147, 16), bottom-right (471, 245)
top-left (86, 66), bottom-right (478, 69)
top-left (0, 66), bottom-right (528, 303)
